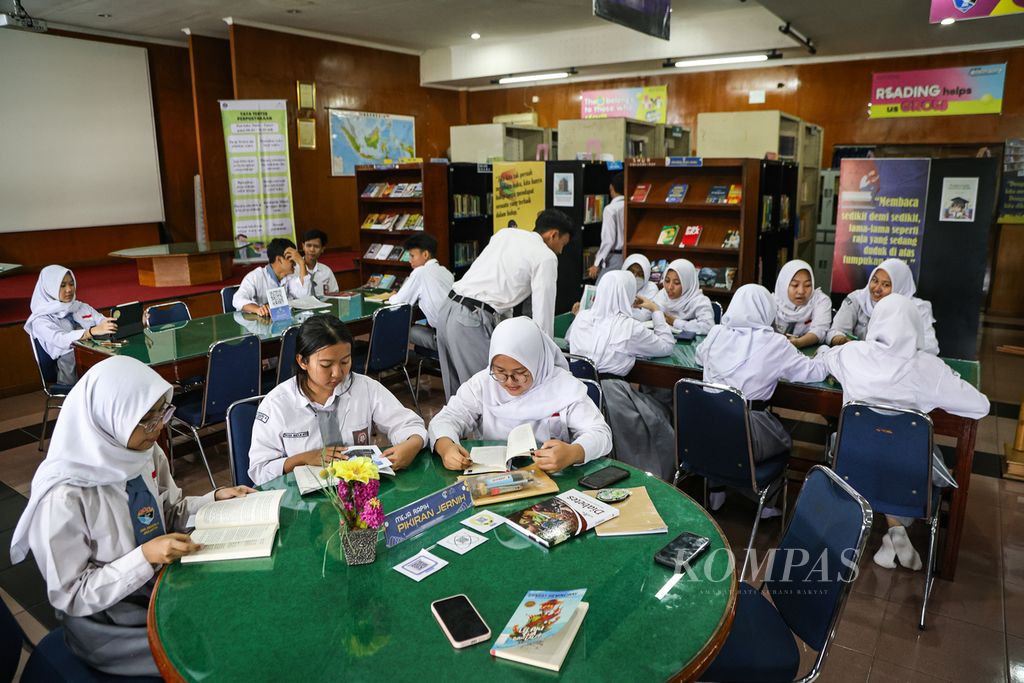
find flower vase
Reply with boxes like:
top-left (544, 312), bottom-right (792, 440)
top-left (341, 526), bottom-right (377, 565)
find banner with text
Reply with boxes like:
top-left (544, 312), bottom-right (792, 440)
top-left (831, 158), bottom-right (931, 293)
top-left (930, 0), bottom-right (1024, 23)
top-left (492, 161), bottom-right (546, 233)
top-left (869, 64), bottom-right (1005, 118)
top-left (581, 85), bottom-right (668, 124)
top-left (220, 100), bottom-right (296, 262)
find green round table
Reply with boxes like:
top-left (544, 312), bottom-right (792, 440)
top-left (148, 452), bottom-right (736, 682)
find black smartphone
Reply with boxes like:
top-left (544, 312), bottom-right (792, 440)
top-left (654, 531), bottom-right (711, 572)
top-left (430, 594), bottom-right (490, 649)
top-left (578, 465), bottom-right (630, 490)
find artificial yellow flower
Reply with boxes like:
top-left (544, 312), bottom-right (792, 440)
top-left (328, 456), bottom-right (379, 483)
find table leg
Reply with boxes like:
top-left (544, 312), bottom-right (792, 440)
top-left (940, 417), bottom-right (978, 580)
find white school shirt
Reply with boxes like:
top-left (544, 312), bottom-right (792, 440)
top-left (594, 196), bottom-right (625, 268)
top-left (773, 289), bottom-right (833, 342)
top-left (306, 261), bottom-right (339, 297)
top-left (452, 228), bottom-right (558, 336)
top-left (567, 310), bottom-right (675, 376)
top-left (232, 265), bottom-right (312, 310)
top-left (29, 303), bottom-right (105, 360)
top-left (248, 374), bottom-right (428, 485)
top-left (427, 369), bottom-right (612, 463)
top-left (652, 289), bottom-right (715, 335)
top-left (388, 259), bottom-right (455, 328)
top-left (26, 447), bottom-right (213, 618)
top-left (828, 294), bottom-right (939, 355)
top-left (695, 327), bottom-right (829, 402)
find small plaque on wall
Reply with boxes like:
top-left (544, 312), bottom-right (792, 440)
top-left (296, 81), bottom-right (316, 110)
top-left (297, 118), bottom-right (316, 150)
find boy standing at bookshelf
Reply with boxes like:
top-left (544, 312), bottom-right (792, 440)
top-left (300, 228), bottom-right (339, 297)
top-left (435, 210), bottom-right (575, 398)
top-left (387, 233), bottom-right (454, 351)
top-left (233, 238), bottom-right (311, 316)
top-left (587, 172), bottom-right (625, 283)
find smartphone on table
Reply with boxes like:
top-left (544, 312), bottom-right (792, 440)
top-left (578, 465), bottom-right (630, 490)
top-left (654, 531), bottom-right (711, 572)
top-left (431, 594), bottom-right (490, 649)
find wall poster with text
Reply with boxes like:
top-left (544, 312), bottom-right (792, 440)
top-left (492, 162), bottom-right (546, 233)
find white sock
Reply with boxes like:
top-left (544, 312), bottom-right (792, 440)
top-left (873, 529), bottom-right (897, 569)
top-left (708, 491), bottom-right (726, 511)
top-left (889, 526), bottom-right (923, 571)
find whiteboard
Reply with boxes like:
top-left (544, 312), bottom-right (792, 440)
top-left (0, 31), bottom-right (164, 233)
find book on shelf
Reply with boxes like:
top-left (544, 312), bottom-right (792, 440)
top-left (490, 589), bottom-right (588, 672)
top-left (697, 266), bottom-right (737, 290)
top-left (656, 225), bottom-right (679, 245)
top-left (381, 214), bottom-right (400, 231)
top-left (375, 244), bottom-right (394, 260)
top-left (393, 214), bottom-right (410, 231)
top-left (665, 183), bottom-right (689, 203)
top-left (630, 183), bottom-right (652, 203)
top-left (465, 423), bottom-right (536, 475)
top-left (365, 274), bottom-right (383, 288)
top-left (650, 258), bottom-right (668, 284)
top-left (404, 213), bottom-right (424, 230)
top-left (181, 490), bottom-right (285, 564)
top-left (780, 194), bottom-right (791, 228)
top-left (453, 194), bottom-right (484, 218)
top-left (363, 243), bottom-right (384, 259)
top-left (361, 182), bottom-right (385, 198)
top-left (361, 213), bottom-right (379, 229)
top-left (408, 181), bottom-right (423, 197)
top-left (378, 274), bottom-right (397, 289)
top-left (392, 182), bottom-right (409, 198)
top-left (400, 249), bottom-right (412, 263)
top-left (380, 183), bottom-right (398, 197)
top-left (583, 194), bottom-right (609, 224)
top-left (680, 225), bottom-right (703, 248)
top-left (721, 230), bottom-right (741, 249)
top-left (726, 184), bottom-right (743, 204)
top-left (453, 240), bottom-right (480, 267)
top-left (761, 195), bottom-right (773, 230)
top-left (582, 487), bottom-right (667, 536)
top-left (387, 247), bottom-right (405, 261)
top-left (706, 185), bottom-right (729, 204)
top-left (504, 489), bottom-right (619, 548)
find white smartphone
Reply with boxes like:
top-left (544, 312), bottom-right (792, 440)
top-left (430, 594), bottom-right (491, 649)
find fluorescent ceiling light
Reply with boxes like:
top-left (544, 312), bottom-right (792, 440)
top-left (940, 17), bottom-right (955, 25)
top-left (674, 53), bottom-right (770, 68)
top-left (498, 71), bottom-right (571, 84)
top-left (470, 32), bottom-right (480, 40)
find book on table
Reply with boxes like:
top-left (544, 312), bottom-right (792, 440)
top-left (465, 423), bottom-right (537, 475)
top-left (504, 489), bottom-right (619, 548)
top-left (491, 589), bottom-right (588, 672)
top-left (181, 490), bottom-right (286, 563)
top-left (293, 445), bottom-right (395, 496)
top-left (378, 274), bottom-right (397, 290)
top-left (656, 225), bottom-right (679, 245)
top-left (582, 486), bottom-right (667, 536)
top-left (289, 296), bottom-right (331, 310)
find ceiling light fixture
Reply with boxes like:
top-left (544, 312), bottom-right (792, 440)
top-left (778, 22), bottom-right (816, 54)
top-left (470, 32), bottom-right (480, 40)
top-left (494, 68), bottom-right (576, 85)
top-left (670, 52), bottom-right (776, 69)
top-left (940, 17), bottom-right (955, 25)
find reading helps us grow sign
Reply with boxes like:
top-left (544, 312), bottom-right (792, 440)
top-left (868, 64), bottom-right (1006, 118)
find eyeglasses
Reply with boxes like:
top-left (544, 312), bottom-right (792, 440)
top-left (139, 403), bottom-right (176, 434)
top-left (489, 368), bottom-right (531, 385)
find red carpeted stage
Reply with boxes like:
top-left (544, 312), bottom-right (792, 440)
top-left (0, 251), bottom-right (359, 325)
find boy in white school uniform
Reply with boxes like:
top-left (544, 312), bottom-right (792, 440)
top-left (387, 232), bottom-right (454, 351)
top-left (435, 209), bottom-right (576, 398)
top-left (301, 228), bottom-right (339, 297)
top-left (587, 172), bottom-right (625, 283)
top-left (232, 237), bottom-right (312, 316)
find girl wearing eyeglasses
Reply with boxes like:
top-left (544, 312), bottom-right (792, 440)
top-left (9, 355), bottom-right (253, 677)
top-left (430, 317), bottom-right (612, 473)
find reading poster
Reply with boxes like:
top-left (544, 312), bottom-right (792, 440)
top-left (831, 158), bottom-right (931, 294)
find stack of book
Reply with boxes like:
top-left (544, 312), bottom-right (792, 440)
top-left (453, 194), bottom-right (484, 218)
top-left (360, 213), bottom-right (425, 231)
top-left (360, 182), bottom-right (424, 198)
top-left (453, 241), bottom-right (480, 267)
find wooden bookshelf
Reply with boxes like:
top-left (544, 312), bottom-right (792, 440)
top-left (447, 162), bottom-right (493, 277)
top-left (624, 158), bottom-right (762, 300)
top-left (355, 162), bottom-right (449, 286)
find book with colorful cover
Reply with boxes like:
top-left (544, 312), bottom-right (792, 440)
top-left (408, 182), bottom-right (423, 197)
top-left (761, 195), bottom-right (773, 229)
top-left (381, 183), bottom-right (397, 197)
top-left (680, 225), bottom-right (702, 248)
top-left (378, 274), bottom-right (397, 290)
top-left (387, 247), bottom-right (405, 261)
top-left (400, 249), bottom-right (412, 263)
top-left (665, 183), bottom-right (689, 203)
top-left (630, 183), bottom-right (652, 203)
top-left (656, 225), bottom-right (679, 245)
top-left (503, 489), bottom-right (618, 548)
top-left (391, 183), bottom-right (409, 198)
top-left (361, 213), bottom-right (379, 229)
top-left (363, 243), bottom-right (383, 259)
top-left (721, 230), bottom-right (740, 249)
top-left (491, 589), bottom-right (588, 672)
top-left (706, 185), bottom-right (729, 204)
top-left (726, 184), bottom-right (743, 204)
top-left (392, 214), bottom-right (410, 231)
top-left (365, 274), bottom-right (383, 288)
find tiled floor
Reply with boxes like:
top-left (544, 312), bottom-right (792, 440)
top-left (0, 317), bottom-right (1022, 681)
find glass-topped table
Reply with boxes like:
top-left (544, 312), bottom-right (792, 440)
top-left (555, 311), bottom-right (981, 580)
top-left (0, 263), bottom-right (22, 277)
top-left (109, 241), bottom-right (240, 287)
top-left (148, 454), bottom-right (736, 682)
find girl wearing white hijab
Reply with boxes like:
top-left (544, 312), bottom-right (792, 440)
top-left (643, 258), bottom-right (714, 334)
top-left (773, 259), bottom-right (832, 348)
top-left (623, 253), bottom-right (659, 302)
top-left (566, 271), bottom-right (677, 478)
top-left (819, 294), bottom-right (988, 570)
top-left (430, 317), bottom-right (612, 473)
top-left (828, 258), bottom-right (939, 354)
top-left (695, 284), bottom-right (829, 513)
top-left (24, 265), bottom-right (116, 385)
top-left (10, 356), bottom-right (253, 676)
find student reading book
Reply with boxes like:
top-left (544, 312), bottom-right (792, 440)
top-left (504, 489), bottom-right (618, 548)
top-left (465, 423), bottom-right (538, 475)
top-left (491, 589), bottom-right (588, 672)
top-left (182, 490), bottom-right (285, 563)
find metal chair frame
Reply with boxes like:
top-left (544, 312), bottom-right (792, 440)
top-left (225, 395), bottom-right (265, 488)
top-left (28, 336), bottom-right (68, 452)
top-left (563, 352), bottom-right (600, 383)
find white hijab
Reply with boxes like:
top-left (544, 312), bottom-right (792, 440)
top-left (10, 356), bottom-right (172, 563)
top-left (23, 265), bottom-right (88, 334)
top-left (622, 253), bottom-right (652, 293)
top-left (655, 258), bottom-right (703, 316)
top-left (774, 259), bottom-right (820, 325)
top-left (701, 284), bottom-right (778, 377)
top-left (570, 270), bottom-right (639, 353)
top-left (849, 258), bottom-right (916, 317)
top-left (485, 317), bottom-right (588, 422)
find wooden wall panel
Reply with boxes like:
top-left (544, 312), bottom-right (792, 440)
top-left (227, 25), bottom-right (463, 251)
top-left (189, 35), bottom-right (235, 243)
top-left (0, 224), bottom-right (160, 269)
top-left (465, 46), bottom-right (1024, 166)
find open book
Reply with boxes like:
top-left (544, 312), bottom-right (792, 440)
top-left (182, 490), bottom-right (285, 564)
top-left (289, 295), bottom-right (332, 310)
top-left (293, 445), bottom-right (395, 495)
top-left (466, 423), bottom-right (537, 475)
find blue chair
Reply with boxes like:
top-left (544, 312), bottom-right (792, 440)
top-left (28, 336), bottom-right (73, 452)
top-left (145, 301), bottom-right (191, 327)
top-left (563, 353), bottom-right (599, 383)
top-left (22, 628), bottom-right (160, 682)
top-left (673, 378), bottom-right (790, 577)
top-left (169, 335), bottom-right (261, 488)
top-left (579, 378), bottom-right (603, 411)
top-left (711, 300), bottom-right (723, 324)
top-left (832, 401), bottom-right (938, 629)
top-left (261, 325), bottom-right (300, 393)
top-left (0, 597), bottom-right (24, 683)
top-left (220, 285), bottom-right (239, 313)
top-left (701, 466), bottom-right (872, 683)
top-left (354, 304), bottom-right (418, 412)
top-left (226, 396), bottom-right (264, 488)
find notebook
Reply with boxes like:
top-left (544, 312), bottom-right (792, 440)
top-left (182, 490), bottom-right (286, 563)
top-left (491, 589), bottom-right (588, 672)
top-left (583, 487), bottom-right (667, 536)
top-left (465, 423), bottom-right (537, 475)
